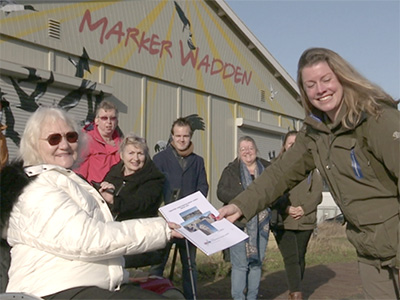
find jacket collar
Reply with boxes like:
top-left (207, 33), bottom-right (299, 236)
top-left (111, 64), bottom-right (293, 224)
top-left (303, 103), bottom-right (367, 136)
top-left (24, 164), bottom-right (72, 177)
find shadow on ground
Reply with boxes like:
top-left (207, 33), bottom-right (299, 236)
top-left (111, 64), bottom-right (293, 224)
top-left (197, 262), bottom-right (363, 300)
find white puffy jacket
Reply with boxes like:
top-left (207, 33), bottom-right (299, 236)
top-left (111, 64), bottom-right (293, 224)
top-left (6, 164), bottom-right (171, 297)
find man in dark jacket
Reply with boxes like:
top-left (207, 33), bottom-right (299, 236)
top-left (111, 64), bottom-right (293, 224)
top-left (150, 117), bottom-right (208, 300)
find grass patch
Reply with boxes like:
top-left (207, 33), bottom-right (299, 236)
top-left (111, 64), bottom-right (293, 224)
top-left (264, 222), bottom-right (356, 274)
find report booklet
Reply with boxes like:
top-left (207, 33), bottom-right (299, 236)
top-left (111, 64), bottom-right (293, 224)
top-left (159, 191), bottom-right (248, 256)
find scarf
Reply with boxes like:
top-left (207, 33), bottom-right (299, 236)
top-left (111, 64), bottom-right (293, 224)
top-left (239, 159), bottom-right (270, 266)
top-left (170, 140), bottom-right (194, 157)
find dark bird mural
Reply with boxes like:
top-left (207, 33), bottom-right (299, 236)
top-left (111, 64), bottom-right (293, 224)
top-left (174, 1), bottom-right (191, 32)
top-left (0, 0), bottom-right (37, 16)
top-left (58, 79), bottom-right (96, 111)
top-left (30, 71), bottom-right (54, 101)
top-left (9, 71), bottom-right (54, 112)
top-left (0, 89), bottom-right (7, 104)
top-left (0, 89), bottom-right (8, 121)
top-left (185, 113), bottom-right (205, 132)
top-left (83, 90), bottom-right (104, 125)
top-left (173, 1), bottom-right (196, 50)
top-left (268, 151), bottom-right (276, 161)
top-left (154, 114), bottom-right (205, 153)
top-left (2, 99), bottom-right (21, 147)
top-left (10, 77), bottom-right (38, 112)
top-left (68, 47), bottom-right (91, 78)
top-left (18, 67), bottom-right (42, 83)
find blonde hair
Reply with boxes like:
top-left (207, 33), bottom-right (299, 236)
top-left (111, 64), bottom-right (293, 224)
top-left (297, 48), bottom-right (397, 128)
top-left (119, 133), bottom-right (149, 158)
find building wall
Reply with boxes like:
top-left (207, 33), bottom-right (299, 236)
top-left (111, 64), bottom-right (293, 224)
top-left (0, 0), bottom-right (305, 207)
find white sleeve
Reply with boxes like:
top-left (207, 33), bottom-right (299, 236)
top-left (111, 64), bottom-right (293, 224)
top-left (7, 173), bottom-right (171, 262)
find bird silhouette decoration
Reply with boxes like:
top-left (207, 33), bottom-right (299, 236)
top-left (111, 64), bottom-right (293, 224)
top-left (0, 0), bottom-right (37, 16)
top-left (0, 89), bottom-right (7, 124)
top-left (268, 150), bottom-right (276, 161)
top-left (58, 79), bottom-right (97, 111)
top-left (18, 67), bottom-right (42, 83)
top-left (173, 1), bottom-right (196, 50)
top-left (10, 71), bottom-right (54, 112)
top-left (269, 83), bottom-right (278, 101)
top-left (82, 90), bottom-right (104, 126)
top-left (68, 47), bottom-right (91, 78)
top-left (154, 114), bottom-right (205, 153)
top-left (0, 95), bottom-right (21, 147)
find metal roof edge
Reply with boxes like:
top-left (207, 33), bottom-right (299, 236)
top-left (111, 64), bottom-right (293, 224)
top-left (213, 0), bottom-right (300, 95)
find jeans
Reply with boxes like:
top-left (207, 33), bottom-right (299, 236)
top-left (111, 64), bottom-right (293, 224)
top-left (273, 229), bottom-right (313, 293)
top-left (150, 238), bottom-right (197, 300)
top-left (229, 231), bottom-right (269, 300)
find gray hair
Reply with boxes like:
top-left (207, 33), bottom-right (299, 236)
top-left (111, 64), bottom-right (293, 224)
top-left (19, 107), bottom-right (87, 167)
top-left (119, 133), bottom-right (149, 157)
top-left (237, 136), bottom-right (258, 157)
top-left (95, 100), bottom-right (119, 117)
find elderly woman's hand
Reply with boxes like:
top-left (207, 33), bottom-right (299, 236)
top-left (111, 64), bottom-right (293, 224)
top-left (99, 181), bottom-right (115, 205)
top-left (168, 222), bottom-right (184, 239)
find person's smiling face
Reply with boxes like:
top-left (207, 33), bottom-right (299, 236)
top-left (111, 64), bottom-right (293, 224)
top-left (121, 144), bottom-right (146, 176)
top-left (239, 140), bottom-right (257, 166)
top-left (172, 125), bottom-right (191, 151)
top-left (302, 61), bottom-right (344, 122)
top-left (38, 119), bottom-right (78, 168)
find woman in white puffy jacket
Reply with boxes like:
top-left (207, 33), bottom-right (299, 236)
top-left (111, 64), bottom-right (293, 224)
top-left (4, 107), bottom-right (181, 299)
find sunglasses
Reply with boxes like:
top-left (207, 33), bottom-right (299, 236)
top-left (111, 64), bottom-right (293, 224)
top-left (41, 131), bottom-right (79, 146)
top-left (99, 116), bottom-right (117, 121)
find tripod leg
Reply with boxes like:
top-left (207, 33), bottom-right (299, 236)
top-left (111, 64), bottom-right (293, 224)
top-left (169, 243), bottom-right (178, 281)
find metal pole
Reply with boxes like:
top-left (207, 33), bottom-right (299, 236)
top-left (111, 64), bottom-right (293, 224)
top-left (169, 242), bottom-right (178, 281)
top-left (185, 239), bottom-right (196, 300)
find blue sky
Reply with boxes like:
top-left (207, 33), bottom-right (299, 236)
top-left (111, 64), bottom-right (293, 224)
top-left (225, 0), bottom-right (400, 101)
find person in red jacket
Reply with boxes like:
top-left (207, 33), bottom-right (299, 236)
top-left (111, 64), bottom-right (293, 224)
top-left (75, 100), bottom-right (122, 184)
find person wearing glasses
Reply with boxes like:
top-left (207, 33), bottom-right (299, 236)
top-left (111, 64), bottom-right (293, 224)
top-left (1, 107), bottom-right (182, 299)
top-left (217, 136), bottom-right (271, 300)
top-left (75, 100), bottom-right (122, 184)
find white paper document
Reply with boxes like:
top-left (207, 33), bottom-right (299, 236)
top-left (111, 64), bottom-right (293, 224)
top-left (159, 191), bottom-right (248, 256)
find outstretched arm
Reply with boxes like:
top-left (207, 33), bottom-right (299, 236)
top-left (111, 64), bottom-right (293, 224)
top-left (217, 204), bottom-right (243, 223)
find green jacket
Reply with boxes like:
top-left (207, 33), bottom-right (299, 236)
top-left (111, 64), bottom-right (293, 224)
top-left (272, 168), bottom-right (323, 231)
top-left (231, 104), bottom-right (400, 267)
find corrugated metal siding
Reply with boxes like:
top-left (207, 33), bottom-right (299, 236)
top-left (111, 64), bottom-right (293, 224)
top-left (146, 78), bottom-right (180, 157)
top-left (209, 97), bottom-right (237, 207)
top-left (237, 104), bottom-right (260, 122)
top-left (237, 127), bottom-right (282, 162)
top-left (0, 0), bottom-right (306, 207)
top-left (0, 1), bottom-right (303, 114)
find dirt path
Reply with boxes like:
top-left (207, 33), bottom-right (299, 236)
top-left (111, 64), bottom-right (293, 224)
top-left (197, 262), bottom-right (363, 300)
